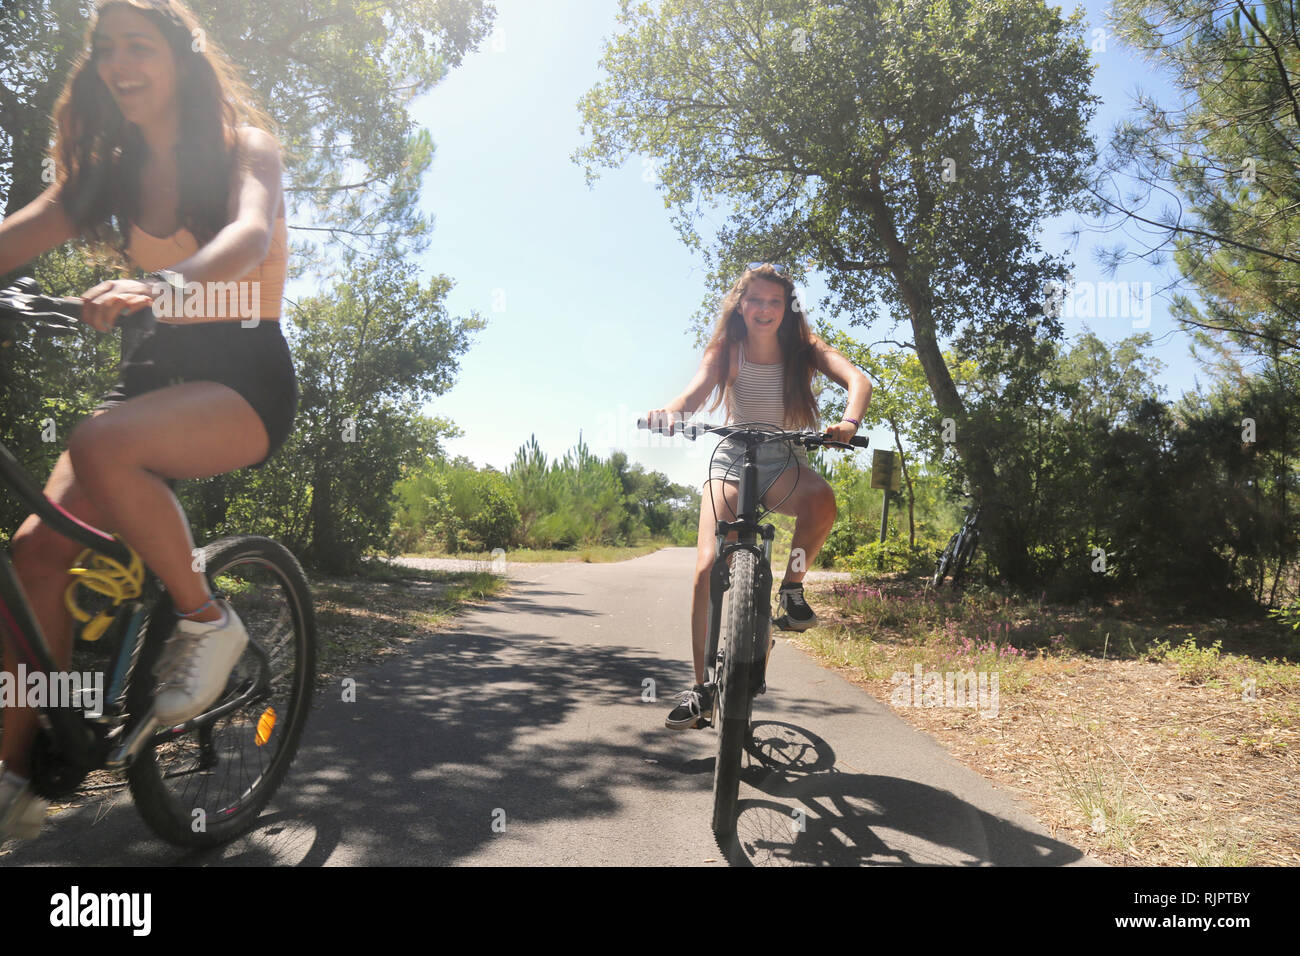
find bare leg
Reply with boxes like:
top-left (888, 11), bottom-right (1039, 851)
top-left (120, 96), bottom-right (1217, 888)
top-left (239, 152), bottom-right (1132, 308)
top-left (2, 382), bottom-right (269, 775)
top-left (690, 478), bottom-right (740, 685)
top-left (4, 449), bottom-right (109, 776)
top-left (761, 465), bottom-right (837, 587)
top-left (67, 381), bottom-right (269, 617)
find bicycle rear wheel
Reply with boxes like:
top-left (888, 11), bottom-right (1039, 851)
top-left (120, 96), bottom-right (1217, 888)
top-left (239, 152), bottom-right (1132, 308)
top-left (127, 535), bottom-right (315, 847)
top-left (713, 548), bottom-right (757, 857)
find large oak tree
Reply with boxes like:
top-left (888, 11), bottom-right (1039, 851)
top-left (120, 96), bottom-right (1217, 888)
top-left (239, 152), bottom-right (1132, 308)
top-left (575, 0), bottom-right (1099, 584)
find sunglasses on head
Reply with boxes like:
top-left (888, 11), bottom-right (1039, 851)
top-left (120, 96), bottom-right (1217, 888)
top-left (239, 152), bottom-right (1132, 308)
top-left (746, 262), bottom-right (789, 275)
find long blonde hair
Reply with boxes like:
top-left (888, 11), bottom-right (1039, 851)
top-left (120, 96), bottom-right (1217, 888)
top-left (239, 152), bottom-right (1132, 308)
top-left (702, 264), bottom-right (819, 429)
top-left (51, 0), bottom-right (275, 249)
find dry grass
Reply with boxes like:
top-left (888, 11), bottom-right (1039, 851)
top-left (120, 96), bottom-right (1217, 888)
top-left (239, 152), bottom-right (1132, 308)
top-left (312, 567), bottom-right (506, 681)
top-left (798, 579), bottom-right (1300, 866)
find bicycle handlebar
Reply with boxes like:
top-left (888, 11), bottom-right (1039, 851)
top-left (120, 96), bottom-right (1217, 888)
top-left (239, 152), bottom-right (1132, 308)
top-left (0, 277), bottom-right (156, 339)
top-left (636, 417), bottom-right (869, 451)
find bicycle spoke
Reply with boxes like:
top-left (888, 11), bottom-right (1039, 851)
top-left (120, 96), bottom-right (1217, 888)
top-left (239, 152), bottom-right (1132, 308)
top-left (130, 538), bottom-right (313, 845)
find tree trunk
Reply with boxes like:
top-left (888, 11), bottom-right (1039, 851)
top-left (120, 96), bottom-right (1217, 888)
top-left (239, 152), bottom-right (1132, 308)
top-left (309, 460), bottom-right (341, 574)
top-left (858, 178), bottom-right (1025, 586)
top-left (887, 414), bottom-right (915, 547)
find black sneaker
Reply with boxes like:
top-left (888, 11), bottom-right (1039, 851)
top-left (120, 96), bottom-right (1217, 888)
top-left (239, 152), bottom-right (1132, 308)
top-left (665, 683), bottom-right (714, 730)
top-left (774, 583), bottom-right (818, 631)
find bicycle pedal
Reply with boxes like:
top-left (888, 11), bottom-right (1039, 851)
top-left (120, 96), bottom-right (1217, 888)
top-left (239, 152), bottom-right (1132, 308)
top-left (772, 614), bottom-right (793, 632)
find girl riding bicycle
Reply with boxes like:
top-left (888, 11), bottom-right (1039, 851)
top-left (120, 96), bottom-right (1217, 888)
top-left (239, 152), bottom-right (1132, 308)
top-left (646, 263), bottom-right (872, 730)
top-left (0, 0), bottom-right (294, 841)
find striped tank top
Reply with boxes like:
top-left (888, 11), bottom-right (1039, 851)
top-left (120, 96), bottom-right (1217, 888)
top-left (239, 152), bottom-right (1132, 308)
top-left (727, 340), bottom-right (786, 427)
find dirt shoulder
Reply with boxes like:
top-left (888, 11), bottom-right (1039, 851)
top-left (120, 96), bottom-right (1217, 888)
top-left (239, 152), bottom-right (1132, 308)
top-left (797, 578), bottom-right (1300, 866)
top-left (312, 564), bottom-right (508, 683)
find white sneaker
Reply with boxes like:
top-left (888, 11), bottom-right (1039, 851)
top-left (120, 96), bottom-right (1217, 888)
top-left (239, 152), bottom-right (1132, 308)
top-left (153, 599), bottom-right (249, 726)
top-left (0, 763), bottom-right (49, 842)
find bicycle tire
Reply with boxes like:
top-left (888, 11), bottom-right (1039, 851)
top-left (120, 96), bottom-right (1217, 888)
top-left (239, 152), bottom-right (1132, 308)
top-left (127, 535), bottom-right (316, 848)
top-left (949, 531), bottom-right (979, 586)
top-left (933, 531), bottom-right (960, 588)
top-left (713, 548), bottom-right (756, 858)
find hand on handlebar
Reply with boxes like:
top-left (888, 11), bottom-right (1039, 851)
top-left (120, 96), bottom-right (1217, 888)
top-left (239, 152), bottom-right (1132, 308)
top-left (644, 408), bottom-right (686, 435)
top-left (80, 279), bottom-right (155, 333)
top-left (822, 420), bottom-right (859, 446)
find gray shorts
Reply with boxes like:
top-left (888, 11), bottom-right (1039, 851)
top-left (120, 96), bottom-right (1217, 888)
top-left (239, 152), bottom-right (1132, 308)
top-left (706, 435), bottom-right (810, 499)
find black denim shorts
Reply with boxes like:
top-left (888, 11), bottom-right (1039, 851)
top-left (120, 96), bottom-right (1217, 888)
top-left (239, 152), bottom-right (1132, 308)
top-left (95, 320), bottom-right (298, 466)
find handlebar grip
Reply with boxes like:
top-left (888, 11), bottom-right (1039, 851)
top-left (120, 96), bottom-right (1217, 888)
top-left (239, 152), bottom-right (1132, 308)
top-left (0, 282), bottom-right (158, 344)
top-left (638, 417), bottom-right (705, 439)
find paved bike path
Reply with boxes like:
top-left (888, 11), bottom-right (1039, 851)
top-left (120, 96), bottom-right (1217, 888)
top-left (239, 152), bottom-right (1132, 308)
top-left (1, 548), bottom-right (1096, 866)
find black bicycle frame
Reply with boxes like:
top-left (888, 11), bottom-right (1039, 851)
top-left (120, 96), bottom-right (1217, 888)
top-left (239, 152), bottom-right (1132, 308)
top-left (0, 440), bottom-right (153, 758)
top-left (0, 304), bottom-right (156, 684)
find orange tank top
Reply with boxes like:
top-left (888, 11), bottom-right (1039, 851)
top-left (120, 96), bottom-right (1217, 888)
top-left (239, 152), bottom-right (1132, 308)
top-left (124, 212), bottom-right (288, 322)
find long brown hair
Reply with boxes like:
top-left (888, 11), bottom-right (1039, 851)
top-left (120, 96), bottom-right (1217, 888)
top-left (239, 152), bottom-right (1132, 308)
top-left (703, 264), bottom-right (819, 429)
top-left (51, 0), bottom-right (274, 249)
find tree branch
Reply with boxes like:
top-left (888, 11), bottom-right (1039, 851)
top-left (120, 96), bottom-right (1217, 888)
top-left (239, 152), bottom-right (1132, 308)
top-left (1233, 0), bottom-right (1300, 135)
top-left (1088, 186), bottom-right (1300, 267)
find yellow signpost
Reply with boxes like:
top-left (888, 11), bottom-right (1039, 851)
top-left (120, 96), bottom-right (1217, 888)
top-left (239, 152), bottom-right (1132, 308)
top-left (870, 449), bottom-right (901, 491)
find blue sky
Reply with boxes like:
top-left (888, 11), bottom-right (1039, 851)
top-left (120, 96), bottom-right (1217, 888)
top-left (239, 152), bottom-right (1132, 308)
top-left (402, 0), bottom-right (1207, 487)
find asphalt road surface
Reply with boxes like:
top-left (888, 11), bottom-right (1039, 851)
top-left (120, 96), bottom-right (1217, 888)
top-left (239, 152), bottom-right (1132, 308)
top-left (1, 548), bottom-right (1095, 867)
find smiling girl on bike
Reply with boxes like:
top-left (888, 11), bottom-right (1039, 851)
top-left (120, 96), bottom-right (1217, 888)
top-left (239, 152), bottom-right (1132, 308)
top-left (0, 0), bottom-right (294, 840)
top-left (647, 263), bottom-right (872, 730)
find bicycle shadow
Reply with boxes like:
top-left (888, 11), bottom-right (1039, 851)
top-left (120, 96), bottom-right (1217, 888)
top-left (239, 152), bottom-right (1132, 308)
top-left (721, 721), bottom-right (1088, 868)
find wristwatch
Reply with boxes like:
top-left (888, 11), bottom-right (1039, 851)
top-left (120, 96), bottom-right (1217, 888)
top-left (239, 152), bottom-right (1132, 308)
top-left (148, 269), bottom-right (185, 299)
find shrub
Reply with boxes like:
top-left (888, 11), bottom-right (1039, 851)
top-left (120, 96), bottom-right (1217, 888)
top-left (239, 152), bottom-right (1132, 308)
top-left (462, 471), bottom-right (521, 551)
top-left (845, 535), bottom-right (945, 578)
top-left (1147, 636), bottom-right (1225, 683)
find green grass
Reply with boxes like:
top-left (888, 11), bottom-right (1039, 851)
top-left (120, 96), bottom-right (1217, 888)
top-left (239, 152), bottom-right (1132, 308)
top-left (1147, 636), bottom-right (1226, 683)
top-left (827, 581), bottom-right (1300, 666)
top-left (804, 621), bottom-right (1031, 694)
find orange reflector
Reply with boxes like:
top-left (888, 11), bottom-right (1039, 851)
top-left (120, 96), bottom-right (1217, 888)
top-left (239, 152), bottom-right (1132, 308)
top-left (255, 707), bottom-right (277, 747)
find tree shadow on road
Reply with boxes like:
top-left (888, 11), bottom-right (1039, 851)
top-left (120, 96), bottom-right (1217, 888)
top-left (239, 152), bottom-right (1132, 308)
top-left (4, 610), bottom-right (716, 865)
top-left (2, 584), bottom-right (1090, 867)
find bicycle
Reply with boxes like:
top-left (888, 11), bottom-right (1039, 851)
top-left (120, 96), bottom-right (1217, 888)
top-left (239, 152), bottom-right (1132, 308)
top-left (639, 417), bottom-right (867, 858)
top-left (0, 277), bottom-right (316, 847)
top-left (932, 498), bottom-right (980, 589)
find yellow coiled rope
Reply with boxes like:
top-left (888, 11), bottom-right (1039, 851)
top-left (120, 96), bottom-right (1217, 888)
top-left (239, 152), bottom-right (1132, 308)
top-left (63, 540), bottom-right (145, 642)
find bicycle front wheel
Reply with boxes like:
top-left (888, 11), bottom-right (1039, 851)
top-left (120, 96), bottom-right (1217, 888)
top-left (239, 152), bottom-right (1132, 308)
top-left (713, 548), bottom-right (757, 857)
top-left (933, 531), bottom-right (960, 588)
top-left (127, 535), bottom-right (316, 848)
top-left (950, 531), bottom-right (979, 586)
